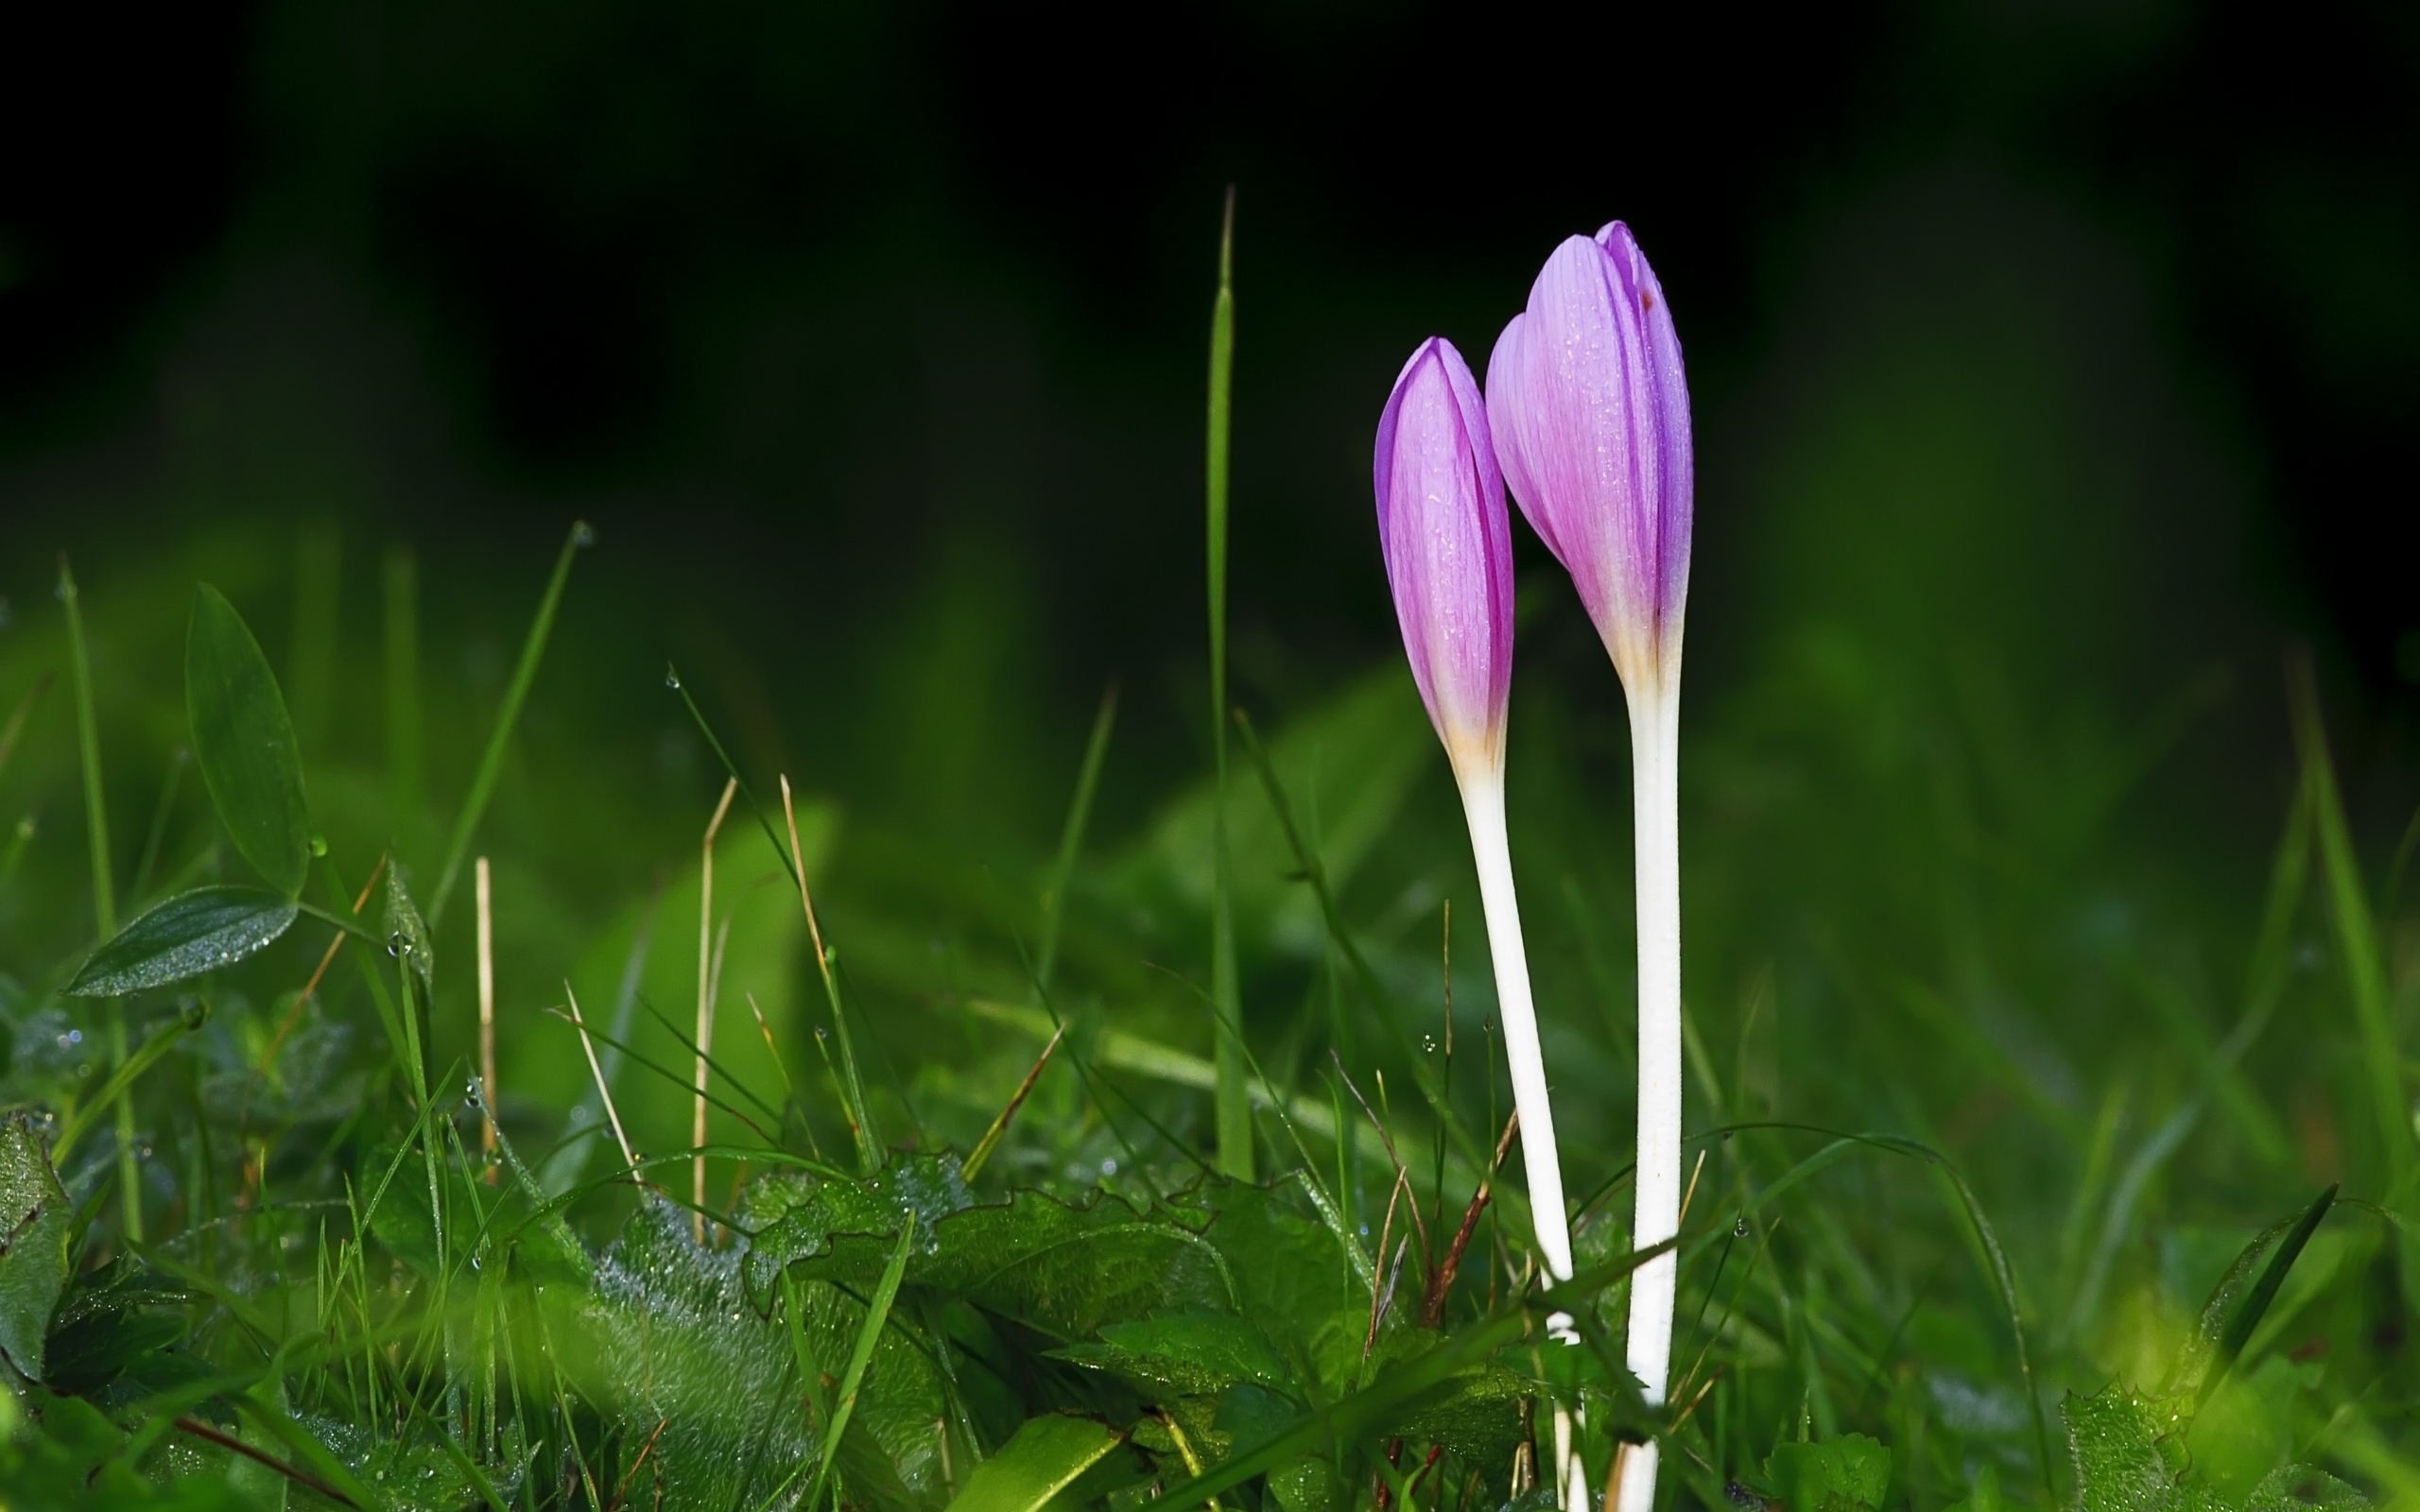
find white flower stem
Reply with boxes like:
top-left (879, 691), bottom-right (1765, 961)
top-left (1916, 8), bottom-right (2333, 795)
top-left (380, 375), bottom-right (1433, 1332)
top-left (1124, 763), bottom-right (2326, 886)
top-left (1457, 763), bottom-right (1584, 1508)
top-left (1616, 687), bottom-right (1682, 1512)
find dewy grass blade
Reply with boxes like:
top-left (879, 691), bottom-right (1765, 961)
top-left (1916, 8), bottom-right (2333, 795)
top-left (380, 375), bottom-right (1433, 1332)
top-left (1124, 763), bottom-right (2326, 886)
top-left (1036, 679), bottom-right (1116, 992)
top-left (1204, 187), bottom-right (1251, 1182)
top-left (428, 519), bottom-right (591, 927)
top-left (59, 555), bottom-right (142, 1242)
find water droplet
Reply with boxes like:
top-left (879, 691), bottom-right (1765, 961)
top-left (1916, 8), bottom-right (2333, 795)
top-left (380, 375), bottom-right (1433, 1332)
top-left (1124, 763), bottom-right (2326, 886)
top-left (310, 834), bottom-right (328, 857)
top-left (465, 1078), bottom-right (484, 1105)
top-left (77, 1063), bottom-right (92, 1078)
top-left (1733, 1217), bottom-right (1750, 1238)
top-left (572, 521), bottom-right (596, 547)
top-left (66, 1029), bottom-right (82, 1045)
top-left (1100, 1158), bottom-right (1118, 1177)
top-left (386, 933), bottom-right (402, 957)
top-left (664, 670), bottom-right (683, 690)
top-left (1421, 1034), bottom-right (1438, 1053)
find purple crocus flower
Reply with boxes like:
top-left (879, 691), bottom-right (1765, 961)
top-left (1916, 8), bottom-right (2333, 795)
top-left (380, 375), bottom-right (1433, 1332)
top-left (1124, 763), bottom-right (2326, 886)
top-left (1487, 222), bottom-right (1691, 1512)
top-left (1486, 221), bottom-right (1692, 696)
top-left (1375, 335), bottom-right (1585, 1505)
top-left (1374, 336), bottom-right (1514, 776)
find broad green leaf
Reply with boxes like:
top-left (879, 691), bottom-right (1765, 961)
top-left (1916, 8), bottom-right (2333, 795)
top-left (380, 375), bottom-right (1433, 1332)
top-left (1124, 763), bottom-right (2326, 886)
top-left (65, 885), bottom-right (298, 997)
top-left (1267, 1457), bottom-right (1339, 1512)
top-left (747, 1158), bottom-right (1236, 1341)
top-left (2063, 1387), bottom-right (2212, 1512)
top-left (1056, 1314), bottom-right (1293, 1399)
top-left (944, 1414), bottom-right (1139, 1512)
top-left (2243, 1467), bottom-right (2370, 1512)
top-left (0, 1114), bottom-right (72, 1383)
top-left (555, 1201), bottom-right (837, 1510)
top-left (1765, 1435), bottom-right (1893, 1512)
top-left (186, 583), bottom-right (310, 895)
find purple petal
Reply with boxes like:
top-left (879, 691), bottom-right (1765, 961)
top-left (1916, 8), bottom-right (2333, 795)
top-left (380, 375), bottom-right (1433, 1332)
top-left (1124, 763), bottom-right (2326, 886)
top-left (1485, 224), bottom-right (1693, 687)
top-left (1374, 336), bottom-right (1514, 763)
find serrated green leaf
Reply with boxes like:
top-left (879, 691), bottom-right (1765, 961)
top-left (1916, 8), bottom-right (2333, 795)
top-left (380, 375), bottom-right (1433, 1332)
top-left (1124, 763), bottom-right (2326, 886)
top-left (186, 583), bottom-right (310, 896)
top-left (1765, 1435), bottom-right (1893, 1512)
top-left (0, 1114), bottom-right (72, 1383)
top-left (65, 885), bottom-right (298, 997)
top-left (944, 1414), bottom-right (1139, 1512)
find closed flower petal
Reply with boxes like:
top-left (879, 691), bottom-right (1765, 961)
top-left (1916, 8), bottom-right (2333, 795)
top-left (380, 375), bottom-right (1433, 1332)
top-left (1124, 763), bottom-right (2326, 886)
top-left (1485, 222), bottom-right (1692, 694)
top-left (1374, 336), bottom-right (1512, 770)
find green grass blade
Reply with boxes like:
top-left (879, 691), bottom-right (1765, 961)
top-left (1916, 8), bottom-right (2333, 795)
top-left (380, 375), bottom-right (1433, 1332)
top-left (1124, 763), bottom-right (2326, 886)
top-left (802, 1211), bottom-right (916, 1512)
top-left (428, 520), bottom-right (591, 927)
top-left (1037, 679), bottom-right (1117, 991)
top-left (2288, 661), bottom-right (2413, 1184)
top-left (1204, 187), bottom-right (1250, 1181)
top-left (58, 555), bottom-right (143, 1242)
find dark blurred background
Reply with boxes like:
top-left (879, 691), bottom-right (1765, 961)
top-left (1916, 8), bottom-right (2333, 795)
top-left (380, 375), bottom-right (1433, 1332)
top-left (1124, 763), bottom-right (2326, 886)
top-left (3, 0), bottom-right (2416, 850)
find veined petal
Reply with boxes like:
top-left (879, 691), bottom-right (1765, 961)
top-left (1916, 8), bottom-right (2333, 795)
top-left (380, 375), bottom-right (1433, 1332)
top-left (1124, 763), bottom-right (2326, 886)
top-left (1374, 337), bottom-right (1513, 766)
top-left (1486, 223), bottom-right (1693, 692)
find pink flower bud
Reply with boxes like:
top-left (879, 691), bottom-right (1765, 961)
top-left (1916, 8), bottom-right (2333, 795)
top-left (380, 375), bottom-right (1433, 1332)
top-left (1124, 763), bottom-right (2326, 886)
top-left (1374, 336), bottom-right (1515, 773)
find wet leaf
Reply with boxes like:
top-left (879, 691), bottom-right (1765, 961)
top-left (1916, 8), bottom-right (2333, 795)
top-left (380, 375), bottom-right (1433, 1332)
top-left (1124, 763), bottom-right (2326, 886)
top-left (383, 866), bottom-right (432, 992)
top-left (944, 1413), bottom-right (1141, 1512)
top-left (747, 1158), bottom-right (1234, 1341)
top-left (1055, 1313), bottom-right (1293, 1399)
top-left (2242, 1466), bottom-right (2370, 1511)
top-left (2063, 1386), bottom-right (2211, 1512)
top-left (0, 1113), bottom-right (72, 1383)
top-left (186, 583), bottom-right (310, 896)
top-left (66, 885), bottom-right (298, 997)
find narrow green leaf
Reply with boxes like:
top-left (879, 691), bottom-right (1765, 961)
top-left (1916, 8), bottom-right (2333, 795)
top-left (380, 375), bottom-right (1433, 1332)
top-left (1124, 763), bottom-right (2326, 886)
top-left (0, 1113), bottom-right (73, 1383)
top-left (65, 885), bottom-right (298, 998)
top-left (803, 1211), bottom-right (917, 1512)
top-left (1204, 187), bottom-right (1250, 1181)
top-left (186, 584), bottom-right (311, 897)
top-left (945, 1414), bottom-right (1133, 1512)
